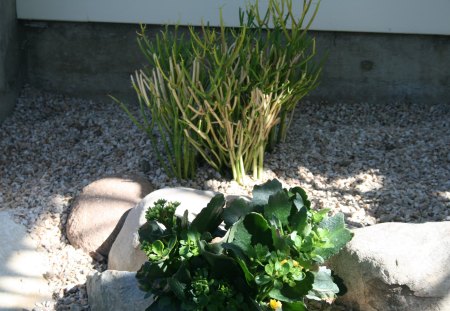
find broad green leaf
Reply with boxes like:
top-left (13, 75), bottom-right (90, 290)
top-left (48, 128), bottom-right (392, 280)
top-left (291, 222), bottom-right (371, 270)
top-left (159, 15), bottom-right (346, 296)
top-left (289, 187), bottom-right (311, 209)
top-left (292, 193), bottom-right (305, 211)
top-left (254, 243), bottom-right (270, 261)
top-left (179, 209), bottom-right (189, 231)
top-left (200, 231), bottom-right (213, 242)
top-left (166, 236), bottom-right (177, 253)
top-left (190, 194), bottom-right (225, 233)
top-left (255, 274), bottom-right (272, 285)
top-left (221, 242), bottom-right (255, 284)
top-left (151, 240), bottom-right (164, 255)
top-left (252, 179), bottom-right (283, 207)
top-left (268, 272), bottom-right (314, 302)
top-left (265, 264), bottom-right (274, 276)
top-left (136, 261), bottom-right (168, 292)
top-left (303, 223), bottom-right (312, 237)
top-left (244, 213), bottom-right (273, 247)
top-left (227, 219), bottom-right (252, 253)
top-left (312, 208), bottom-right (330, 223)
top-left (199, 241), bottom-right (241, 280)
top-left (223, 198), bottom-right (254, 229)
top-left (228, 213), bottom-right (273, 253)
top-left (290, 205), bottom-right (308, 233)
top-left (167, 277), bottom-right (186, 300)
top-left (139, 221), bottom-right (166, 244)
top-left (313, 213), bottom-right (353, 260)
top-left (174, 262), bottom-right (191, 284)
top-left (300, 235), bottom-right (313, 253)
top-left (271, 226), bottom-right (289, 252)
top-left (306, 267), bottom-right (339, 302)
top-left (205, 240), bottom-right (223, 254)
top-left (264, 190), bottom-right (291, 226)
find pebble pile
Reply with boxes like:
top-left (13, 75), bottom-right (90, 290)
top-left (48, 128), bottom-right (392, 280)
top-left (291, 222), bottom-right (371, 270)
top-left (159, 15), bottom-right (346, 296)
top-left (0, 86), bottom-right (448, 310)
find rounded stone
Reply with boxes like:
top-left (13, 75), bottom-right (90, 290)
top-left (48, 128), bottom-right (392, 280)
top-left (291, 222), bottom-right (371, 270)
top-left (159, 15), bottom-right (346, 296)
top-left (329, 222), bottom-right (450, 311)
top-left (108, 187), bottom-right (218, 271)
top-left (108, 188), bottom-right (250, 272)
top-left (66, 175), bottom-right (154, 257)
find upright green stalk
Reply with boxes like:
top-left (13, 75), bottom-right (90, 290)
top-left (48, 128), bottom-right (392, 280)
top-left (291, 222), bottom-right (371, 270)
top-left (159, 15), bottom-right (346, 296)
top-left (117, 0), bottom-right (323, 184)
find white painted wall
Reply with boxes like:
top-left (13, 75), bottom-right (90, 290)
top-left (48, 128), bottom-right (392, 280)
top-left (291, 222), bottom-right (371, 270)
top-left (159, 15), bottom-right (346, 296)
top-left (16, 0), bottom-right (450, 35)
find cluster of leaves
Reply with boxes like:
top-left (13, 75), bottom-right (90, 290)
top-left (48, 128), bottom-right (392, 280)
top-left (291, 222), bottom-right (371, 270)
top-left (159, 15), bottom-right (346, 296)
top-left (116, 0), bottom-right (322, 183)
top-left (222, 180), bottom-right (353, 309)
top-left (137, 196), bottom-right (253, 310)
top-left (137, 180), bottom-right (353, 310)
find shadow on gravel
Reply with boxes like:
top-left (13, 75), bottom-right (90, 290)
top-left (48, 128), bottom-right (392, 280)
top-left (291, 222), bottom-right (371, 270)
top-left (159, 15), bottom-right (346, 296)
top-left (54, 283), bottom-right (90, 311)
top-left (269, 100), bottom-right (450, 225)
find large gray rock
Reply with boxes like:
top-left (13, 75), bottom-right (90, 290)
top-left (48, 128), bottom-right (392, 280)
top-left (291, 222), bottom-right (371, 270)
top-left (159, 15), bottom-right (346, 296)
top-left (329, 222), bottom-right (450, 311)
top-left (67, 175), bottom-right (153, 257)
top-left (87, 270), bottom-right (153, 311)
top-left (108, 187), bottom-right (218, 271)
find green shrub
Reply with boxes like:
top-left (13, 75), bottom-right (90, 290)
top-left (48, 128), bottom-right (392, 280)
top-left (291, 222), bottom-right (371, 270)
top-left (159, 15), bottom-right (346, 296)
top-left (118, 0), bottom-right (322, 183)
top-left (137, 179), bottom-right (353, 310)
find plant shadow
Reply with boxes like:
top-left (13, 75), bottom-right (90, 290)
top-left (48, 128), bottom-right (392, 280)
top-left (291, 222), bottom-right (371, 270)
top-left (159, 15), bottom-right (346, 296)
top-left (265, 99), bottom-right (449, 226)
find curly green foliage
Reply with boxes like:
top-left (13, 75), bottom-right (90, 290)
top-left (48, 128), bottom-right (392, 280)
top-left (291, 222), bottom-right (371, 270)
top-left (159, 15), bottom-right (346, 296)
top-left (145, 199), bottom-right (179, 229)
top-left (181, 268), bottom-right (248, 311)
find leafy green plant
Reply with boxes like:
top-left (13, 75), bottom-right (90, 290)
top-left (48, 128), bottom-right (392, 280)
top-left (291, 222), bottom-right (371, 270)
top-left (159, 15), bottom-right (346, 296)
top-left (137, 180), bottom-right (353, 310)
top-left (137, 194), bottom-right (252, 310)
top-left (222, 179), bottom-right (353, 309)
top-left (117, 0), bottom-right (322, 184)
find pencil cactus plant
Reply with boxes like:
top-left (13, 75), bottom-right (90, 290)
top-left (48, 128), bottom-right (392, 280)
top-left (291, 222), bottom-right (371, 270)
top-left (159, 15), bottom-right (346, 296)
top-left (118, 0), bottom-right (322, 183)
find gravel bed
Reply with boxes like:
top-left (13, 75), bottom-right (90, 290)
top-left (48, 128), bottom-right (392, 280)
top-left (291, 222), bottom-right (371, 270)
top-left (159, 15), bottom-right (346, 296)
top-left (0, 86), bottom-right (449, 310)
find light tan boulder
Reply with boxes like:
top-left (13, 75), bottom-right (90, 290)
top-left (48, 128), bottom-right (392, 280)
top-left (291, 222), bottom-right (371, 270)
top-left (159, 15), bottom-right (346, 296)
top-left (66, 175), bottom-right (153, 257)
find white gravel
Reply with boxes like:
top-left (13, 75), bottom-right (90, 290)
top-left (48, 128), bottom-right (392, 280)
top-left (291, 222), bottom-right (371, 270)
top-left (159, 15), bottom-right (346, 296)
top-left (0, 86), bottom-right (449, 310)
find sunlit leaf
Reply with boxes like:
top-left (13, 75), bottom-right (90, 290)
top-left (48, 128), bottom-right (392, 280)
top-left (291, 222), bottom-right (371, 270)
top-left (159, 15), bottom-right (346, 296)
top-left (252, 179), bottom-right (283, 207)
top-left (264, 190), bottom-right (291, 226)
top-left (223, 198), bottom-right (254, 229)
top-left (313, 213), bottom-right (353, 260)
top-left (190, 194), bottom-right (225, 233)
top-left (306, 267), bottom-right (339, 302)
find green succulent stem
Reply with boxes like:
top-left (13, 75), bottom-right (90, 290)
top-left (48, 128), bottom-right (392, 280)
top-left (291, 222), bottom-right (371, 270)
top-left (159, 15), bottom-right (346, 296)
top-left (117, 0), bottom-right (322, 183)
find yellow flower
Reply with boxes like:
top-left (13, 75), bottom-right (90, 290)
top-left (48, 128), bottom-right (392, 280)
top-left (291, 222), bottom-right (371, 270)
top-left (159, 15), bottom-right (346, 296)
top-left (269, 299), bottom-right (282, 310)
top-left (280, 259), bottom-right (288, 265)
top-left (293, 260), bottom-right (299, 267)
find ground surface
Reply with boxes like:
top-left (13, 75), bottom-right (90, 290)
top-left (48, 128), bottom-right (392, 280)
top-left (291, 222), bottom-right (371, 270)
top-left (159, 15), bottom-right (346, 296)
top-left (0, 86), bottom-right (449, 310)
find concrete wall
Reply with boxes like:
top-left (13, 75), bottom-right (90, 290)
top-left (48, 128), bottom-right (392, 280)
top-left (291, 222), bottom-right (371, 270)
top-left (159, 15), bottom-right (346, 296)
top-left (21, 21), bottom-right (450, 104)
top-left (0, 0), bottom-right (20, 123)
top-left (22, 21), bottom-right (146, 103)
top-left (313, 32), bottom-right (450, 103)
